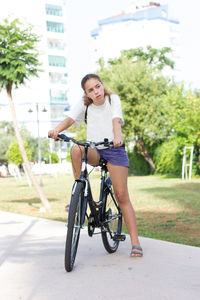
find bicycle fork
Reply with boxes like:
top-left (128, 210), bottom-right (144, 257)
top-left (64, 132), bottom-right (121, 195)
top-left (73, 178), bottom-right (100, 228)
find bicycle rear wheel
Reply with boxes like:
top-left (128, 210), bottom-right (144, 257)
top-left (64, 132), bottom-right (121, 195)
top-left (65, 182), bottom-right (84, 272)
top-left (101, 190), bottom-right (122, 253)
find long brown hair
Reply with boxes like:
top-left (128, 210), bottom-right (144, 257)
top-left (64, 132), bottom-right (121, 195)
top-left (81, 73), bottom-right (112, 106)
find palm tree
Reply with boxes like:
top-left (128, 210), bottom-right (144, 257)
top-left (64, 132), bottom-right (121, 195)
top-left (0, 18), bottom-right (50, 211)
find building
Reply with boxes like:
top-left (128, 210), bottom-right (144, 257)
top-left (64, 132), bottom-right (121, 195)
top-left (0, 0), bottom-right (69, 137)
top-left (90, 1), bottom-right (180, 79)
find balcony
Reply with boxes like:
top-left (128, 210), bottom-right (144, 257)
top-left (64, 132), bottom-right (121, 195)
top-left (46, 4), bottom-right (63, 16)
top-left (47, 21), bottom-right (64, 33)
top-left (48, 55), bottom-right (66, 67)
top-left (47, 38), bottom-right (66, 51)
top-left (49, 72), bottom-right (68, 85)
top-left (50, 89), bottom-right (68, 103)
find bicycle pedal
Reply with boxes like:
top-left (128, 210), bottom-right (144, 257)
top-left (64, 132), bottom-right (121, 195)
top-left (113, 234), bottom-right (126, 241)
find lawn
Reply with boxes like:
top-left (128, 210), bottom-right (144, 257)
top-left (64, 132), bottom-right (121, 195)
top-left (1, 172), bottom-right (200, 247)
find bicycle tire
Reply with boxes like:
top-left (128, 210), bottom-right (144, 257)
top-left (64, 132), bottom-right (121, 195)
top-left (101, 189), bottom-right (122, 253)
top-left (65, 182), bottom-right (84, 272)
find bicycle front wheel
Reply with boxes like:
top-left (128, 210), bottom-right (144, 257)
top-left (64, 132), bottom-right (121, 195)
top-left (65, 182), bottom-right (84, 272)
top-left (101, 190), bottom-right (122, 253)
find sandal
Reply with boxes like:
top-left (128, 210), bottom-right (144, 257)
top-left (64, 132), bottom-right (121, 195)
top-left (65, 204), bottom-right (70, 212)
top-left (130, 245), bottom-right (143, 257)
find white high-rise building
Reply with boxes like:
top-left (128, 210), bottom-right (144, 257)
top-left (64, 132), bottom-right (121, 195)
top-left (0, 0), bottom-right (69, 137)
top-left (91, 2), bottom-right (180, 79)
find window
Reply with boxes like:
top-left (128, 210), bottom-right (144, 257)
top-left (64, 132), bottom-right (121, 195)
top-left (47, 21), bottom-right (64, 33)
top-left (48, 55), bottom-right (66, 67)
top-left (47, 39), bottom-right (65, 50)
top-left (49, 72), bottom-right (68, 84)
top-left (50, 106), bottom-right (64, 120)
top-left (50, 90), bottom-right (67, 102)
top-left (46, 4), bottom-right (63, 16)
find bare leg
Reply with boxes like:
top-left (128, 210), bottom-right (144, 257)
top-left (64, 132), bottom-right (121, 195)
top-left (107, 163), bottom-right (142, 257)
top-left (71, 145), bottom-right (100, 179)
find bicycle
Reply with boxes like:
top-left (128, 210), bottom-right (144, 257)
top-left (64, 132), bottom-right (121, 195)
top-left (54, 134), bottom-right (126, 272)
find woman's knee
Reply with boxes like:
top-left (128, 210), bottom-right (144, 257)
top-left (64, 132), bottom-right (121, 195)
top-left (114, 188), bottom-right (129, 204)
top-left (71, 145), bottom-right (84, 160)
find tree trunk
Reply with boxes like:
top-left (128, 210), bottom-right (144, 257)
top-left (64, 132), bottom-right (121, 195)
top-left (6, 83), bottom-right (51, 212)
top-left (135, 137), bottom-right (156, 171)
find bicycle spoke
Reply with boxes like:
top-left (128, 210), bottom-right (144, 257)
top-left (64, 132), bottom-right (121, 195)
top-left (101, 190), bottom-right (122, 253)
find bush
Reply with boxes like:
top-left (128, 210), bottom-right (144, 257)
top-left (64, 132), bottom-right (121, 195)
top-left (192, 143), bottom-right (200, 176)
top-left (128, 146), bottom-right (152, 175)
top-left (45, 152), bottom-right (59, 164)
top-left (6, 140), bottom-right (31, 164)
top-left (153, 138), bottom-right (183, 176)
top-left (0, 135), bottom-right (14, 163)
top-left (66, 146), bottom-right (72, 162)
top-left (153, 136), bottom-right (200, 177)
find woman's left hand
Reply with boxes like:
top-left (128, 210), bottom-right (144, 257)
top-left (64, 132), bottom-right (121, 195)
top-left (113, 137), bottom-right (123, 148)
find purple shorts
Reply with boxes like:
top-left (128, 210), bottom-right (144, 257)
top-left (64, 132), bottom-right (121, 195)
top-left (97, 145), bottom-right (129, 167)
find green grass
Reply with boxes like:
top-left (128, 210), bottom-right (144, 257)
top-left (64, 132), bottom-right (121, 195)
top-left (1, 173), bottom-right (200, 247)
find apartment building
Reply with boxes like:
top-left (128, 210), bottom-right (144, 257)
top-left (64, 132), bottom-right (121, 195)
top-left (0, 0), bottom-right (69, 137)
top-left (91, 2), bottom-right (180, 78)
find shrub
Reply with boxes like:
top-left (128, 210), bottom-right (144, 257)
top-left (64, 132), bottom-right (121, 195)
top-left (128, 146), bottom-right (152, 175)
top-left (45, 152), bottom-right (59, 164)
top-left (6, 140), bottom-right (31, 164)
top-left (192, 143), bottom-right (200, 176)
top-left (66, 146), bottom-right (72, 162)
top-left (153, 138), bottom-right (183, 176)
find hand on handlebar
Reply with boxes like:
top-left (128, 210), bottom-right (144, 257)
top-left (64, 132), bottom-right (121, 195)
top-left (113, 137), bottom-right (123, 148)
top-left (48, 129), bottom-right (59, 141)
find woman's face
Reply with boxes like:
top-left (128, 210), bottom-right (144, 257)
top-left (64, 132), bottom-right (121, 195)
top-left (84, 78), bottom-right (105, 105)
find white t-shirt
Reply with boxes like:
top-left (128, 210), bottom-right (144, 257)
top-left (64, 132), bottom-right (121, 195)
top-left (67, 94), bottom-right (124, 144)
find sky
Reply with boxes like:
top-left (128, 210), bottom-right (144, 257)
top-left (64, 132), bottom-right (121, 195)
top-left (65, 0), bottom-right (132, 99)
top-left (0, 0), bottom-right (200, 101)
top-left (64, 0), bottom-right (200, 100)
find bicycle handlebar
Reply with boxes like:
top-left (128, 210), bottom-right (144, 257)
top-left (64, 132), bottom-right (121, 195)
top-left (49, 133), bottom-right (113, 149)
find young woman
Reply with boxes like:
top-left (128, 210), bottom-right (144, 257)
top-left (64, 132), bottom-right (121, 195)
top-left (48, 74), bottom-right (143, 257)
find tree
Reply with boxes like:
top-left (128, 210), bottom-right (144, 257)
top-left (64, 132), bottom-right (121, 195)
top-left (155, 85), bottom-right (200, 176)
top-left (20, 125), bottom-right (51, 162)
top-left (0, 121), bottom-right (15, 135)
top-left (68, 123), bottom-right (87, 141)
top-left (0, 121), bottom-right (15, 163)
top-left (45, 152), bottom-right (59, 164)
top-left (6, 140), bottom-right (31, 164)
top-left (19, 125), bottom-right (37, 160)
top-left (0, 135), bottom-right (14, 163)
top-left (115, 46), bottom-right (175, 70)
top-left (0, 18), bottom-right (50, 211)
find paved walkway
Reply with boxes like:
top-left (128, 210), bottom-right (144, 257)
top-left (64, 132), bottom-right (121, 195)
top-left (0, 211), bottom-right (200, 300)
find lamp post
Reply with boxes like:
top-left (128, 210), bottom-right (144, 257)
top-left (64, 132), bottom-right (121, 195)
top-left (28, 103), bottom-right (47, 186)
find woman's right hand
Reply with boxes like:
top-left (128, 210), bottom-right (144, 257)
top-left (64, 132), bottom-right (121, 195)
top-left (48, 129), bottom-right (59, 141)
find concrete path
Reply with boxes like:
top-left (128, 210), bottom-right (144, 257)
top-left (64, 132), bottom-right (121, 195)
top-left (0, 211), bottom-right (200, 300)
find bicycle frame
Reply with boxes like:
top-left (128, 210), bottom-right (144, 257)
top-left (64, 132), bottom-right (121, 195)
top-left (72, 144), bottom-right (114, 230)
top-left (71, 143), bottom-right (100, 228)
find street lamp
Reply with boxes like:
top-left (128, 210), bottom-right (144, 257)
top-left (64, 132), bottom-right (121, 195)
top-left (28, 103), bottom-right (47, 186)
